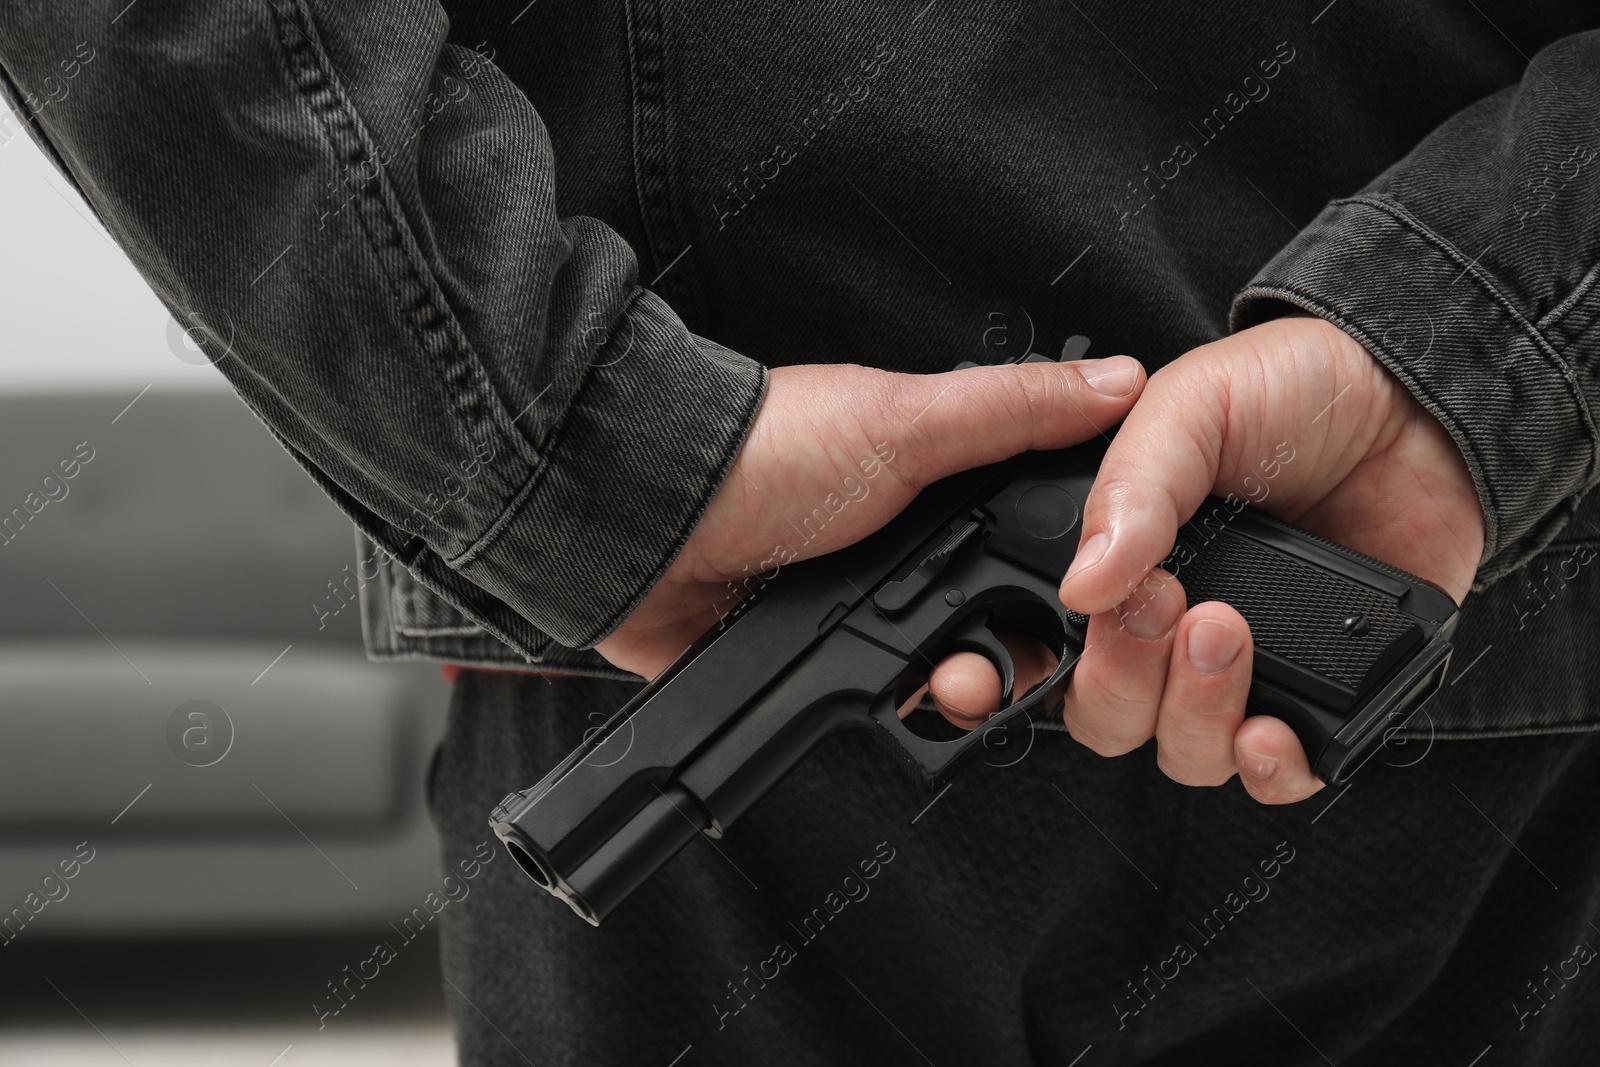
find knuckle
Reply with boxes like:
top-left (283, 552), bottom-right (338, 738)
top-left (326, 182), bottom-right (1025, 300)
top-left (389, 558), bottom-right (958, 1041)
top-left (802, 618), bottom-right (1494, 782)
top-left (1167, 695), bottom-right (1245, 734)
top-left (1070, 663), bottom-right (1161, 732)
top-left (980, 370), bottom-right (1039, 445)
top-left (878, 374), bottom-right (938, 484)
top-left (1086, 470), bottom-right (1146, 522)
top-left (1012, 368), bottom-right (1057, 438)
top-left (1062, 710), bottom-right (1147, 758)
top-left (1081, 669), bottom-right (1160, 721)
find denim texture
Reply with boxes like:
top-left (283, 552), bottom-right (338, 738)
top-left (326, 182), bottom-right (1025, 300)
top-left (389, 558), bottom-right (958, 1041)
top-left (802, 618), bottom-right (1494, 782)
top-left (427, 667), bottom-right (1600, 1065)
top-left (0, 0), bottom-right (767, 660)
top-left (8, 6), bottom-right (1600, 1063)
top-left (1, 3), bottom-right (1598, 723)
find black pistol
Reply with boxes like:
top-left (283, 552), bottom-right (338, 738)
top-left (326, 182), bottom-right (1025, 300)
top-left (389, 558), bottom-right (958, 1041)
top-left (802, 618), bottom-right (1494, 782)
top-left (489, 338), bottom-right (1460, 925)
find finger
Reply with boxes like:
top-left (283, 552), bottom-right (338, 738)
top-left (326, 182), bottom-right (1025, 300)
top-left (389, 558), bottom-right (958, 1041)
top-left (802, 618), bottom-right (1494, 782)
top-left (893, 683), bottom-right (931, 721)
top-left (1154, 603), bottom-right (1253, 787)
top-left (928, 632), bottom-right (1059, 729)
top-left (1057, 360), bottom-right (1224, 616)
top-left (894, 356), bottom-right (1145, 486)
top-left (1233, 715), bottom-right (1325, 805)
top-left (1060, 568), bottom-right (1185, 756)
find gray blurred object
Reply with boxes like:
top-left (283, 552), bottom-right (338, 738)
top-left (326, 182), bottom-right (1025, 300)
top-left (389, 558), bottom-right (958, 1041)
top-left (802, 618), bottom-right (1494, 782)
top-left (0, 391), bottom-right (452, 937)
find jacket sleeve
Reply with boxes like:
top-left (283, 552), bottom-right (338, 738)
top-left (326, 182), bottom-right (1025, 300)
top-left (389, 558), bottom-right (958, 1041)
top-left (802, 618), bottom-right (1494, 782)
top-left (1232, 29), bottom-right (1600, 591)
top-left (0, 1), bottom-right (766, 654)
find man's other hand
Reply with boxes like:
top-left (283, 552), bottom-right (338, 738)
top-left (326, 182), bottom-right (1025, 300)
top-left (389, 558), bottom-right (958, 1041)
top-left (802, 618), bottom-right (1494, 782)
top-left (927, 315), bottom-right (1484, 805)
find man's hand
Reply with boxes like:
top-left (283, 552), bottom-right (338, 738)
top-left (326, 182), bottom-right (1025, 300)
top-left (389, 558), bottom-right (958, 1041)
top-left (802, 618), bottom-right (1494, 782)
top-left (927, 315), bottom-right (1485, 805)
top-left (595, 355), bottom-right (1146, 677)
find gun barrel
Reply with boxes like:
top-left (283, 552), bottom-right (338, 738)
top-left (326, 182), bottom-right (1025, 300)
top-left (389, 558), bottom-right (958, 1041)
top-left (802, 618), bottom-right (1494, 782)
top-left (491, 625), bottom-right (912, 923)
top-left (487, 462), bottom-right (1016, 922)
top-left (496, 782), bottom-right (708, 925)
top-left (487, 342), bottom-right (1463, 928)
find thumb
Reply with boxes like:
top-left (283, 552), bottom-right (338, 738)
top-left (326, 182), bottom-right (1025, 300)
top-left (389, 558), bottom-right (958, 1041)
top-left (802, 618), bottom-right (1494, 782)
top-left (891, 355), bottom-right (1145, 487)
top-left (1056, 360), bottom-right (1225, 616)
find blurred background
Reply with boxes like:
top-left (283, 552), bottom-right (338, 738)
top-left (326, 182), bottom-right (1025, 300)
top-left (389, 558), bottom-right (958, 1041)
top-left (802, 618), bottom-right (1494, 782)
top-left (1, 97), bottom-right (458, 1065)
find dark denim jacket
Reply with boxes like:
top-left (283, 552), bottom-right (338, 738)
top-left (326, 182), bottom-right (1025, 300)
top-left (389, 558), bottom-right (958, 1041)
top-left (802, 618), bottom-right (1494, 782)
top-left (1, 2), bottom-right (1596, 737)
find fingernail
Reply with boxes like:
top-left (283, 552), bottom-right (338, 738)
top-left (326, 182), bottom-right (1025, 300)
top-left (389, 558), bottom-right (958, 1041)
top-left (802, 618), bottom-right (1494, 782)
top-left (1240, 749), bottom-right (1277, 780)
top-left (1064, 531), bottom-right (1110, 582)
top-left (1188, 620), bottom-right (1244, 674)
top-left (1078, 355), bottom-right (1140, 397)
top-left (1115, 577), bottom-right (1181, 640)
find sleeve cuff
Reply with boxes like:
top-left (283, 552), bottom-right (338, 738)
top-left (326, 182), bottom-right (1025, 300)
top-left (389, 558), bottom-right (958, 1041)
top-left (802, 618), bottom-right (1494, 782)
top-left (445, 289), bottom-right (767, 648)
top-left (1231, 194), bottom-right (1600, 589)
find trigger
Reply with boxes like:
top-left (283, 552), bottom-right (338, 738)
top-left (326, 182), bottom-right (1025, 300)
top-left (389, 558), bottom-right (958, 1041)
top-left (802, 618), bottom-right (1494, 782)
top-left (947, 617), bottom-right (1017, 704)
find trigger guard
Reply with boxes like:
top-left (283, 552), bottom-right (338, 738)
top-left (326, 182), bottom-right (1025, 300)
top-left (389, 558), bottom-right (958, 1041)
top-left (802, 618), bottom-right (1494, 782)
top-left (976, 653), bottom-right (1072, 768)
top-left (943, 616), bottom-right (1017, 704)
top-left (867, 611), bottom-right (1080, 785)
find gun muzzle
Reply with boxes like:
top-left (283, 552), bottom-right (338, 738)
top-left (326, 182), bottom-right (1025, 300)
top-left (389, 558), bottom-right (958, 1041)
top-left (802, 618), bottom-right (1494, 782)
top-left (492, 782), bottom-right (707, 926)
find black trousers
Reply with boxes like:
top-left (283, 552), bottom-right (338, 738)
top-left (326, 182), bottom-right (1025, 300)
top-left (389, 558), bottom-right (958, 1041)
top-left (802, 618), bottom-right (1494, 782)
top-left (428, 669), bottom-right (1600, 1066)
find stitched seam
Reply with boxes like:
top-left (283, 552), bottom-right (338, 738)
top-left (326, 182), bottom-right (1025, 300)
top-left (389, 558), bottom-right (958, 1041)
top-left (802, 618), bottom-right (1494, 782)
top-left (623, 0), bottom-right (700, 318)
top-left (1248, 196), bottom-right (1600, 555)
top-left (268, 1), bottom-right (538, 538)
top-left (407, 554), bottom-right (551, 660)
top-left (1539, 259), bottom-right (1600, 331)
top-left (397, 624), bottom-right (485, 637)
top-left (1413, 721), bottom-right (1600, 741)
top-left (623, 1), bottom-right (662, 272)
top-left (388, 561), bottom-right (485, 637)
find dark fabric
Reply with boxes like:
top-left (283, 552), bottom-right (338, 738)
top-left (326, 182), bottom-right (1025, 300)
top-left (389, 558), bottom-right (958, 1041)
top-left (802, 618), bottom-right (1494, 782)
top-left (431, 668), bottom-right (1600, 1066)
top-left (2, 3), bottom-right (1597, 677)
top-left (4, 3), bottom-right (1600, 1063)
top-left (1229, 27), bottom-right (1600, 583)
top-left (1401, 519), bottom-right (1600, 739)
top-left (0, 1), bottom-right (767, 655)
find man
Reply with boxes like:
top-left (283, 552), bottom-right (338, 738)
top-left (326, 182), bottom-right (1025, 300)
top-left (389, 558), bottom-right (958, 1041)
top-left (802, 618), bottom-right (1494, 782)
top-left (2, 2), bottom-right (1597, 1063)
